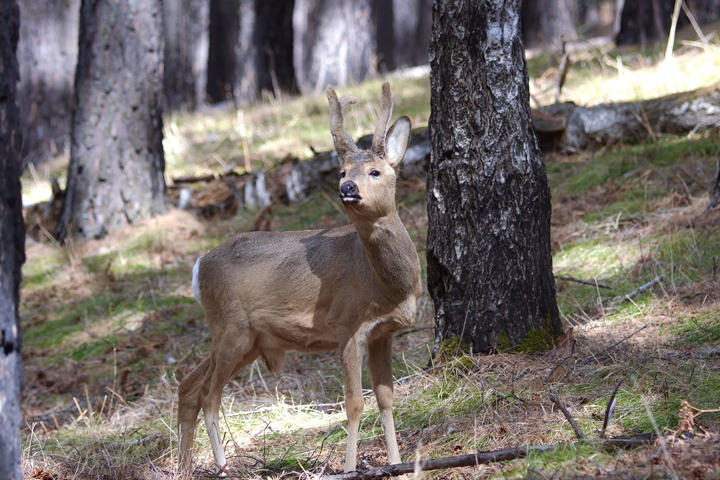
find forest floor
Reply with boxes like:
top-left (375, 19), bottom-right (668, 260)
top-left (18, 27), bottom-right (720, 480)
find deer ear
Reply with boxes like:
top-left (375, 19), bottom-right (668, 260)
top-left (385, 116), bottom-right (411, 168)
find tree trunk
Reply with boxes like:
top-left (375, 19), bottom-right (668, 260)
top-left (426, 0), bottom-right (562, 356)
top-left (235, 0), bottom-right (298, 105)
top-left (293, 0), bottom-right (375, 94)
top-left (372, 0), bottom-right (395, 72)
top-left (391, 0), bottom-right (432, 69)
top-left (615, 0), bottom-right (684, 47)
top-left (686, 0), bottom-right (720, 25)
top-left (254, 0), bottom-right (298, 97)
top-left (207, 0), bottom-right (239, 103)
top-left (521, 0), bottom-right (579, 47)
top-left (708, 159), bottom-right (720, 211)
top-left (0, 1), bottom-right (25, 478)
top-left (163, 0), bottom-right (209, 110)
top-left (16, 0), bottom-right (80, 165)
top-left (58, 0), bottom-right (168, 241)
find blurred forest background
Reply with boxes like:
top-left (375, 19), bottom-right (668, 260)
top-left (8, 0), bottom-right (720, 478)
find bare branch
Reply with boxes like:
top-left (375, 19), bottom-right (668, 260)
top-left (600, 380), bottom-right (624, 438)
top-left (555, 275), bottom-right (611, 289)
top-left (319, 433), bottom-right (659, 480)
top-left (549, 389), bottom-right (586, 440)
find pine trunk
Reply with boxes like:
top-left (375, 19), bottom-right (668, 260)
top-left (426, 0), bottom-right (562, 356)
top-left (58, 0), bottom-right (168, 241)
top-left (0, 1), bottom-right (25, 478)
top-left (293, 0), bottom-right (375, 94)
top-left (392, 0), bottom-right (432, 68)
top-left (16, 0), bottom-right (80, 164)
top-left (615, 0), bottom-right (684, 47)
top-left (207, 0), bottom-right (239, 103)
top-left (163, 0), bottom-right (209, 109)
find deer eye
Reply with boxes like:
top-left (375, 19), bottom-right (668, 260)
top-left (369, 169), bottom-right (380, 177)
top-left (340, 170), bottom-right (346, 178)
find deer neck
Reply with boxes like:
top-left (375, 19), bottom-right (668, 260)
top-left (352, 211), bottom-right (420, 300)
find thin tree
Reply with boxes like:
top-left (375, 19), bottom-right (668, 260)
top-left (57, 0), bottom-right (168, 241)
top-left (0, 1), bottom-right (25, 478)
top-left (426, 0), bottom-right (562, 357)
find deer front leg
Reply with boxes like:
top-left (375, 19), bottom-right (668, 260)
top-left (341, 335), bottom-right (364, 472)
top-left (367, 335), bottom-right (402, 466)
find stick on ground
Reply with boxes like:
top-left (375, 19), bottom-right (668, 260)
top-left (549, 389), bottom-right (586, 440)
top-left (319, 434), bottom-right (659, 480)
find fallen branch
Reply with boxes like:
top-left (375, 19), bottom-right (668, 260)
top-left (320, 445), bottom-right (555, 480)
top-left (555, 275), bottom-right (611, 289)
top-left (549, 389), bottom-right (586, 440)
top-left (319, 434), bottom-right (659, 480)
top-left (609, 276), bottom-right (663, 308)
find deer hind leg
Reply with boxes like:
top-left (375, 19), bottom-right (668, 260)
top-left (201, 330), bottom-right (259, 472)
top-left (341, 335), bottom-right (364, 472)
top-left (178, 358), bottom-right (211, 470)
top-left (368, 335), bottom-right (407, 479)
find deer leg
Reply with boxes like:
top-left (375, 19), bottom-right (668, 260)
top-left (341, 335), bottom-right (364, 473)
top-left (367, 336), bottom-right (402, 466)
top-left (178, 358), bottom-right (211, 470)
top-left (201, 332), bottom-right (259, 472)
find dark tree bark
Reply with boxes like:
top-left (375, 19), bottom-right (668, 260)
top-left (0, 1), bottom-right (25, 478)
top-left (426, 0), bottom-right (562, 356)
top-left (207, 0), bottom-right (239, 103)
top-left (372, 0), bottom-right (395, 72)
top-left (615, 0), bottom-right (687, 47)
top-left (686, 0), bottom-right (720, 24)
top-left (709, 160), bottom-right (720, 211)
top-left (254, 0), bottom-right (298, 97)
top-left (207, 0), bottom-right (297, 105)
top-left (163, 0), bottom-right (210, 110)
top-left (235, 0), bottom-right (298, 105)
top-left (521, 0), bottom-right (579, 47)
top-left (58, 0), bottom-right (168, 241)
top-left (293, 0), bottom-right (375, 94)
top-left (16, 0), bottom-right (80, 165)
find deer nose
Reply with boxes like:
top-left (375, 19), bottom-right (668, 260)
top-left (340, 181), bottom-right (358, 197)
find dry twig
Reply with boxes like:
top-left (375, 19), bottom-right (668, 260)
top-left (549, 389), bottom-right (585, 440)
top-left (600, 380), bottom-right (624, 438)
top-left (319, 434), bottom-right (659, 480)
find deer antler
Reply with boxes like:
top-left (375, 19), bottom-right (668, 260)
top-left (371, 82), bottom-right (394, 155)
top-left (327, 86), bottom-right (359, 159)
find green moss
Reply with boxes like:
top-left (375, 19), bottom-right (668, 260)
top-left (496, 331), bottom-right (511, 352)
top-left (434, 336), bottom-right (470, 363)
top-left (516, 327), bottom-right (556, 353)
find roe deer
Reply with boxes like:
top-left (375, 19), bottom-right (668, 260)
top-left (177, 83), bottom-right (422, 474)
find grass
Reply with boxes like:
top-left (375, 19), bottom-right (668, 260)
top-left (19, 30), bottom-right (720, 480)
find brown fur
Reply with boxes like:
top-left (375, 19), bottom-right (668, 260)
top-left (177, 83), bottom-right (421, 474)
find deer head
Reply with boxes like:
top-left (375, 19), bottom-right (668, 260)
top-left (327, 83), bottom-right (411, 221)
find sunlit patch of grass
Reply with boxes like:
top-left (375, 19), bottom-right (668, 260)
top-left (530, 33), bottom-right (720, 107)
top-left (554, 239), bottom-right (638, 280)
top-left (565, 44), bottom-right (720, 106)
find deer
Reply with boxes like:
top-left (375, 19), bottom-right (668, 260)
top-left (177, 82), bottom-right (422, 474)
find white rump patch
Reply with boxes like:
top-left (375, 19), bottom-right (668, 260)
top-left (192, 256), bottom-right (203, 304)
